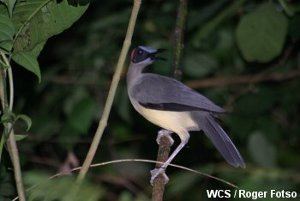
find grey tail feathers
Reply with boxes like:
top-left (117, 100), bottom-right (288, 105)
top-left (193, 113), bottom-right (245, 168)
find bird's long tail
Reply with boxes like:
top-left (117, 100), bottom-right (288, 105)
top-left (193, 113), bottom-right (245, 168)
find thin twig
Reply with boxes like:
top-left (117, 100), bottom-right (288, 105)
top-left (12, 158), bottom-right (238, 201)
top-left (6, 130), bottom-right (25, 201)
top-left (8, 67), bottom-right (14, 110)
top-left (76, 0), bottom-right (141, 182)
top-left (0, 70), bottom-right (6, 160)
top-left (0, 53), bottom-right (14, 110)
top-left (152, 1), bottom-right (188, 200)
top-left (186, 69), bottom-right (300, 89)
top-left (77, 159), bottom-right (238, 188)
top-left (0, 52), bottom-right (26, 201)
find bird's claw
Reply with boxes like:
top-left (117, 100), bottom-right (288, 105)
top-left (150, 168), bottom-right (169, 185)
top-left (157, 130), bottom-right (174, 145)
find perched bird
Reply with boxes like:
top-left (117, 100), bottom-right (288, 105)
top-left (127, 46), bottom-right (245, 184)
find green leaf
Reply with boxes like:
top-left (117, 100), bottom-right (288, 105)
top-left (0, 14), bottom-right (15, 50)
top-left (248, 131), bottom-right (276, 167)
top-left (16, 114), bottom-right (32, 131)
top-left (0, 3), bottom-right (8, 16)
top-left (3, 0), bottom-right (17, 17)
top-left (29, 41), bottom-right (46, 58)
top-left (236, 3), bottom-right (288, 62)
top-left (12, 0), bottom-right (89, 53)
top-left (0, 40), bottom-right (13, 52)
top-left (0, 109), bottom-right (15, 123)
top-left (12, 52), bottom-right (41, 81)
top-left (14, 134), bottom-right (27, 141)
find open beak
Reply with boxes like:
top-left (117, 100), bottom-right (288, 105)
top-left (149, 48), bottom-right (166, 61)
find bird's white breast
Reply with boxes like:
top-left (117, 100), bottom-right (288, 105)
top-left (134, 101), bottom-right (198, 134)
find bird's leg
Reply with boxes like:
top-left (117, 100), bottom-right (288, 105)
top-left (151, 129), bottom-right (174, 185)
top-left (151, 132), bottom-right (190, 185)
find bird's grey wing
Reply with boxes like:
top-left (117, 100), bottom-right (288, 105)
top-left (130, 74), bottom-right (225, 113)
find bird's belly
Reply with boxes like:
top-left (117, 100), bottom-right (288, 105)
top-left (137, 105), bottom-right (198, 133)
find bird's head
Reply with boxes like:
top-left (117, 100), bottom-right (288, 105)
top-left (130, 46), bottom-right (165, 66)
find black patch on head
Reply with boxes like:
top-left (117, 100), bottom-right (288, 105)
top-left (131, 47), bottom-right (151, 63)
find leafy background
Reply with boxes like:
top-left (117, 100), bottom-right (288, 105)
top-left (1, 0), bottom-right (300, 200)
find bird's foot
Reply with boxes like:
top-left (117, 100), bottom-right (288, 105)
top-left (150, 168), bottom-right (169, 185)
top-left (157, 130), bottom-right (174, 146)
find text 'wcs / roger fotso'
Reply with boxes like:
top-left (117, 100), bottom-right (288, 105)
top-left (206, 189), bottom-right (298, 200)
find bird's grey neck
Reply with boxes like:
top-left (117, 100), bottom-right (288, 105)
top-left (127, 63), bottom-right (147, 87)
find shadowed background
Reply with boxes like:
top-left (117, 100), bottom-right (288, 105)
top-left (1, 0), bottom-right (300, 200)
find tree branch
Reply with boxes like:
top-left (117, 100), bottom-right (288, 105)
top-left (0, 52), bottom-right (26, 201)
top-left (171, 0), bottom-right (188, 80)
top-left (151, 135), bottom-right (173, 201)
top-left (76, 0), bottom-right (141, 182)
top-left (186, 69), bottom-right (300, 89)
top-left (152, 0), bottom-right (188, 200)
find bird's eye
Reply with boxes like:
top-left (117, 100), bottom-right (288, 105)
top-left (138, 50), bottom-right (143, 55)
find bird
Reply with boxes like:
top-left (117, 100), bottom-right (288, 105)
top-left (127, 45), bottom-right (245, 185)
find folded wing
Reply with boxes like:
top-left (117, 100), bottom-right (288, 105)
top-left (130, 74), bottom-right (225, 113)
